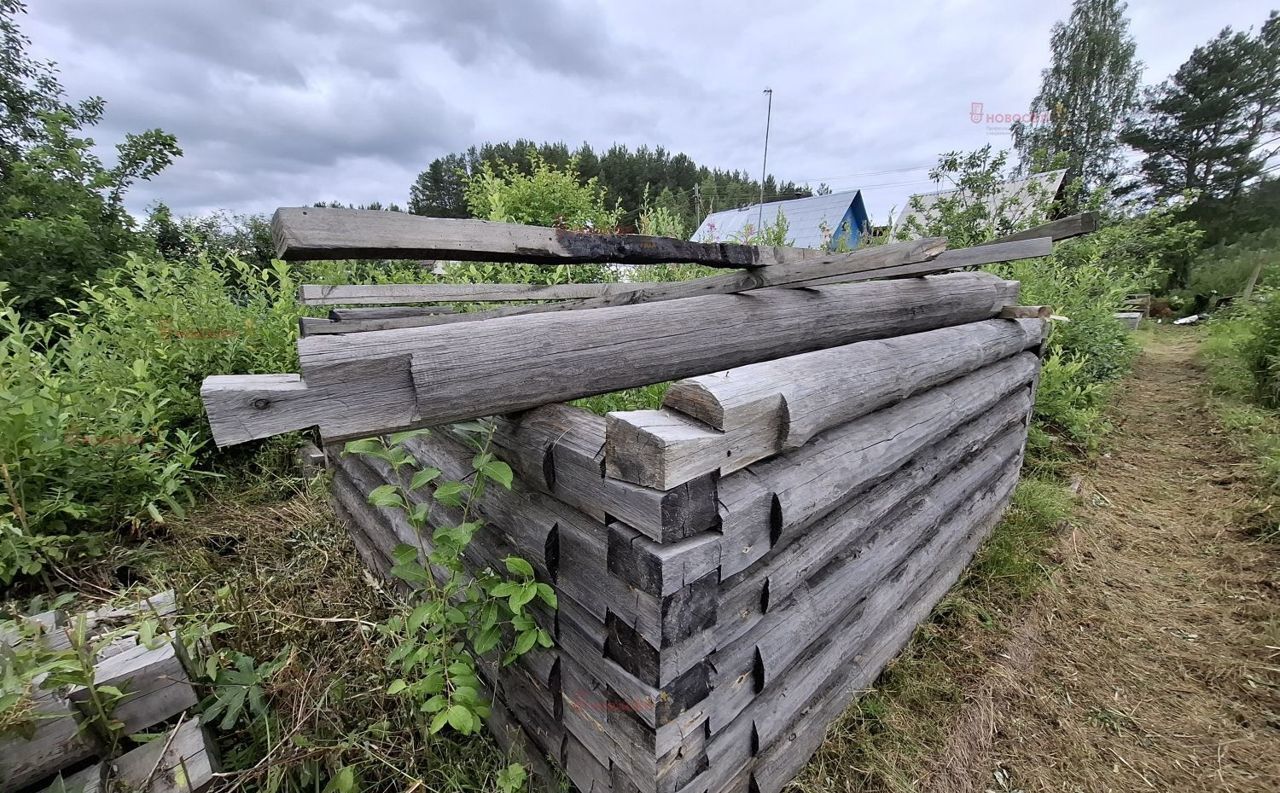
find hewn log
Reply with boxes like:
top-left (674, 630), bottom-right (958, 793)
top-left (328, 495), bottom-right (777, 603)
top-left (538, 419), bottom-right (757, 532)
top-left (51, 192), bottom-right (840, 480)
top-left (302, 282), bottom-right (666, 305)
top-left (202, 272), bottom-right (1019, 447)
top-left (640, 318), bottom-right (1043, 489)
top-left (491, 405), bottom-right (720, 542)
top-left (747, 482), bottom-right (1017, 793)
top-left (703, 435), bottom-right (1023, 737)
top-left (106, 719), bottom-right (217, 793)
top-left (976, 211), bottom-right (1097, 245)
top-left (607, 525), bottom-right (721, 597)
top-left (801, 236), bottom-right (1050, 288)
top-left (663, 318), bottom-right (1041, 436)
top-left (609, 336), bottom-right (1037, 494)
top-left (273, 207), bottom-right (824, 267)
top-left (68, 639), bottom-right (198, 736)
top-left (0, 690), bottom-right (99, 790)
top-left (758, 353), bottom-right (1038, 544)
top-left (337, 233), bottom-right (1057, 333)
top-left (330, 305), bottom-right (458, 320)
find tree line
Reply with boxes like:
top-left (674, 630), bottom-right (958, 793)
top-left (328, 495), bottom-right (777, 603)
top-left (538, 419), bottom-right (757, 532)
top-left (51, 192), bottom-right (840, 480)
top-left (408, 140), bottom-right (816, 235)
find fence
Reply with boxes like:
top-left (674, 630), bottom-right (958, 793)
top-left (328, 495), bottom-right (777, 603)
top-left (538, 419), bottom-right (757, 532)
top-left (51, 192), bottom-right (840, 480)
top-left (201, 208), bottom-right (1091, 793)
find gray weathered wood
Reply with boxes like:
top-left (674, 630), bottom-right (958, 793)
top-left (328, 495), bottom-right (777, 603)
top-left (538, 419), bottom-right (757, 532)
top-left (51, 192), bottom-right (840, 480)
top-left (301, 282), bottom-right (666, 305)
top-left (0, 690), bottom-right (99, 790)
top-left (69, 639), bottom-right (198, 736)
top-left (704, 388), bottom-right (1032, 667)
top-left (491, 405), bottom-right (720, 542)
top-left (287, 235), bottom-right (949, 335)
top-left (747, 478), bottom-right (1018, 793)
top-left (660, 316), bottom-right (1044, 441)
top-left (801, 236), bottom-right (1050, 288)
top-left (976, 211), bottom-right (1097, 245)
top-left (202, 272), bottom-right (1019, 447)
top-left (329, 305), bottom-right (457, 320)
top-left (107, 718), bottom-right (217, 793)
top-left (703, 435), bottom-right (1023, 737)
top-left (607, 321), bottom-right (1039, 491)
top-left (757, 353), bottom-right (1038, 544)
top-left (273, 207), bottom-right (822, 267)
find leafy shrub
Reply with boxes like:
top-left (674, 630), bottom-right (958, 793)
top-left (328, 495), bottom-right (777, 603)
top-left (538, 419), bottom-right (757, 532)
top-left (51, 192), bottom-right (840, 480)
top-left (0, 254), bottom-right (302, 583)
top-left (1187, 227), bottom-right (1280, 299)
top-left (1237, 289), bottom-right (1280, 407)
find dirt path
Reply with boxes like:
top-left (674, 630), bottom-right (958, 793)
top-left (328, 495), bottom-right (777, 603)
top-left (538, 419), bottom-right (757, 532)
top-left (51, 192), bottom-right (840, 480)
top-left (931, 332), bottom-right (1279, 792)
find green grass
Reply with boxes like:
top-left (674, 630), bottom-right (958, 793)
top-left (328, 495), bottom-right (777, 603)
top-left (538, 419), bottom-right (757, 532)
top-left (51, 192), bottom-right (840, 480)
top-left (1201, 319), bottom-right (1280, 540)
top-left (571, 382), bottom-right (669, 414)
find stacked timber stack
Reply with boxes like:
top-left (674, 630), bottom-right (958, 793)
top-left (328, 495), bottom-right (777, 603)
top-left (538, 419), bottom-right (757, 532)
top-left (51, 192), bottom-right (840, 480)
top-left (201, 208), bottom-right (1094, 793)
top-left (0, 591), bottom-right (218, 793)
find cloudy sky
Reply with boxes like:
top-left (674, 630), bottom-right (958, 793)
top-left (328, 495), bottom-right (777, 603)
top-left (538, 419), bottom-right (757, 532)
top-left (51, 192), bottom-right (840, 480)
top-left (23, 0), bottom-right (1278, 224)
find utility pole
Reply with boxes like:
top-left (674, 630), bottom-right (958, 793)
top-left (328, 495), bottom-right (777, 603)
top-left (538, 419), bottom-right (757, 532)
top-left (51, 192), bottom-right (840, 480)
top-left (758, 87), bottom-right (773, 241)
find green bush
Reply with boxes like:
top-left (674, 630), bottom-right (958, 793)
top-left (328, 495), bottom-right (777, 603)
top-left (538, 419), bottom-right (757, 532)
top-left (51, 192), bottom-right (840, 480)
top-left (0, 254), bottom-right (302, 583)
top-left (1187, 227), bottom-right (1280, 300)
top-left (1237, 289), bottom-right (1280, 408)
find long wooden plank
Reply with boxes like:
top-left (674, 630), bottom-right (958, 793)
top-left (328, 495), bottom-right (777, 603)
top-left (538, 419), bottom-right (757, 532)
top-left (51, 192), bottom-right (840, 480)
top-left (280, 235), bottom-right (950, 334)
top-left (273, 207), bottom-right (823, 267)
top-left (976, 211), bottom-right (1097, 245)
top-left (202, 272), bottom-right (1019, 447)
top-left (329, 305), bottom-right (457, 320)
top-left (301, 282), bottom-right (667, 305)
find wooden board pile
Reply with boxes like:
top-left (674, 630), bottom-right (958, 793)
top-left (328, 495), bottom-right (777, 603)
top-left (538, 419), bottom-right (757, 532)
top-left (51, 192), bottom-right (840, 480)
top-left (0, 592), bottom-right (217, 793)
top-left (201, 208), bottom-right (1091, 793)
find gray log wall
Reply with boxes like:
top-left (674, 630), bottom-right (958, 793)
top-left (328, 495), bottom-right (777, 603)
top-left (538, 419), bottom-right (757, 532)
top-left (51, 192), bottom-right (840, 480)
top-left (328, 302), bottom-right (1045, 793)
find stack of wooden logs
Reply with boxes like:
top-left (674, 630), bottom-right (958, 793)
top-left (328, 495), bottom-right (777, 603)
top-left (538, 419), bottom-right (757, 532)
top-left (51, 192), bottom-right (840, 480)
top-left (0, 592), bottom-right (217, 793)
top-left (202, 208), bottom-right (1089, 793)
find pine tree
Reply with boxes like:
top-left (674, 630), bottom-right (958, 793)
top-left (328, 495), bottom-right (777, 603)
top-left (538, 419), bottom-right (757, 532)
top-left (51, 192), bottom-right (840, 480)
top-left (1012, 0), bottom-right (1142, 208)
top-left (1121, 12), bottom-right (1279, 204)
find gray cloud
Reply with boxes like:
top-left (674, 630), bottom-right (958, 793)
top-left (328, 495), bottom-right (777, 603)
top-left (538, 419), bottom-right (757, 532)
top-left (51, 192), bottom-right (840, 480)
top-left (22, 0), bottom-right (1279, 221)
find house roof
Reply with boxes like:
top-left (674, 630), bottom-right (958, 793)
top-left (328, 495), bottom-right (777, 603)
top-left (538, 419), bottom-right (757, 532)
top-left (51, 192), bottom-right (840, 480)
top-left (892, 170), bottom-right (1067, 237)
top-left (691, 190), bottom-right (864, 249)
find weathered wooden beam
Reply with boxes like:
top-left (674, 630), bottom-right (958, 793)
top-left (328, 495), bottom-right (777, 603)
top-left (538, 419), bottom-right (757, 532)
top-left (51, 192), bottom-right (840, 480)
top-left (68, 639), bottom-right (198, 735)
top-left (202, 272), bottom-right (1018, 447)
top-left (301, 282), bottom-right (667, 305)
top-left (800, 236), bottom-right (1051, 288)
top-left (607, 319), bottom-right (1041, 490)
top-left (108, 719), bottom-right (216, 793)
top-left (329, 305), bottom-right (457, 320)
top-left (491, 405), bottom-right (720, 542)
top-left (0, 690), bottom-right (99, 790)
top-left (976, 211), bottom-right (1097, 245)
top-left (273, 207), bottom-right (822, 267)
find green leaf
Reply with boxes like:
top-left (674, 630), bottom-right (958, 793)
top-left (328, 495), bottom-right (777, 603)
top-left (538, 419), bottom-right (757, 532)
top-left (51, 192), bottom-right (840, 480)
top-left (433, 481), bottom-right (467, 507)
top-left (342, 438), bottom-right (383, 457)
top-left (535, 583), bottom-right (557, 609)
top-left (514, 629), bottom-right (538, 655)
top-left (503, 556), bottom-right (535, 578)
top-left (446, 704), bottom-right (475, 733)
top-left (386, 679), bottom-right (407, 695)
top-left (324, 766), bottom-right (355, 793)
top-left (429, 709), bottom-right (449, 734)
top-left (387, 428), bottom-right (431, 446)
top-left (474, 624), bottom-right (501, 654)
top-left (509, 582), bottom-right (538, 612)
top-left (409, 467), bottom-right (442, 491)
top-left (481, 460), bottom-right (514, 489)
top-left (367, 484), bottom-right (405, 509)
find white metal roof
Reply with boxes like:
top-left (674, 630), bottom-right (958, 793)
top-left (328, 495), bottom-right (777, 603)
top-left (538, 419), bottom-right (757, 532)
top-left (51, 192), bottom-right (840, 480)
top-left (691, 190), bottom-right (861, 249)
top-left (892, 170), bottom-right (1067, 237)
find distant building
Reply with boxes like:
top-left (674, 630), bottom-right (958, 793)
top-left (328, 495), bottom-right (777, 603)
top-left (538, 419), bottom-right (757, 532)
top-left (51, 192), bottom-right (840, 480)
top-left (691, 190), bottom-right (870, 250)
top-left (893, 170), bottom-right (1067, 238)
